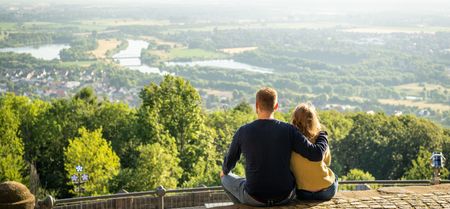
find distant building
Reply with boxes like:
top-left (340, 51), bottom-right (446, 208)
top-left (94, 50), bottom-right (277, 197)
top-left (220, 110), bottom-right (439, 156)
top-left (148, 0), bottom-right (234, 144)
top-left (418, 109), bottom-right (431, 117)
top-left (394, 111), bottom-right (403, 116)
top-left (366, 110), bottom-right (376, 115)
top-left (405, 96), bottom-right (422, 101)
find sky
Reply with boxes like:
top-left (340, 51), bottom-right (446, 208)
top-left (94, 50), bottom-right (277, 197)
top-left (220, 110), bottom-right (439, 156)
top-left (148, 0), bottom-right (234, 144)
top-left (3, 0), bottom-right (450, 14)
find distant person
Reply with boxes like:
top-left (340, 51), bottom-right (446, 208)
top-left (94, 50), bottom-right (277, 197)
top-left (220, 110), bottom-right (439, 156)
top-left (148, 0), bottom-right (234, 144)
top-left (290, 103), bottom-right (337, 200)
top-left (220, 87), bottom-right (329, 206)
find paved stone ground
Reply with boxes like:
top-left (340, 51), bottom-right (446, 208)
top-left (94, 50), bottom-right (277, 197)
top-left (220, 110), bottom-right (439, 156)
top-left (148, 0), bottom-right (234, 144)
top-left (215, 184), bottom-right (450, 209)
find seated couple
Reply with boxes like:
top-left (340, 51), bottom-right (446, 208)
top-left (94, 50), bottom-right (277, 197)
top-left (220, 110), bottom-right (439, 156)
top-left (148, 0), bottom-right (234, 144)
top-left (220, 87), bottom-right (337, 207)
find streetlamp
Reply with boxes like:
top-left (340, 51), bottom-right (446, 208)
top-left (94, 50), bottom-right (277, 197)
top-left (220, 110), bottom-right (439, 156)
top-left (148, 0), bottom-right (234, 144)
top-left (430, 152), bottom-right (445, 185)
top-left (71, 165), bottom-right (89, 197)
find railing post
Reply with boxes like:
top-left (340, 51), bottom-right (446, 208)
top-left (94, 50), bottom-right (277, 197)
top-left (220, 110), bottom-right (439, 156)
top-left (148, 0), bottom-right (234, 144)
top-left (431, 168), bottom-right (441, 185)
top-left (156, 185), bottom-right (166, 209)
top-left (37, 195), bottom-right (55, 209)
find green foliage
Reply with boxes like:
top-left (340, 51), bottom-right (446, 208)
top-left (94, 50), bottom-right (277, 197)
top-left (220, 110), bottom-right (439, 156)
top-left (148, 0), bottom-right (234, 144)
top-left (183, 156), bottom-right (221, 187)
top-left (0, 105), bottom-right (26, 182)
top-left (342, 168), bottom-right (376, 181)
top-left (59, 36), bottom-right (97, 61)
top-left (319, 110), bottom-right (353, 141)
top-left (64, 127), bottom-right (120, 196)
top-left (402, 147), bottom-right (449, 180)
top-left (319, 111), bottom-right (354, 175)
top-left (74, 87), bottom-right (97, 104)
top-left (0, 32), bottom-right (70, 47)
top-left (232, 101), bottom-right (253, 114)
top-left (206, 104), bottom-right (255, 157)
top-left (93, 102), bottom-right (138, 168)
top-left (183, 127), bottom-right (221, 187)
top-left (333, 113), bottom-right (448, 179)
top-left (0, 93), bottom-right (48, 184)
top-left (31, 97), bottom-right (98, 197)
top-left (340, 169), bottom-right (375, 190)
top-left (129, 143), bottom-right (182, 190)
top-left (139, 75), bottom-right (218, 184)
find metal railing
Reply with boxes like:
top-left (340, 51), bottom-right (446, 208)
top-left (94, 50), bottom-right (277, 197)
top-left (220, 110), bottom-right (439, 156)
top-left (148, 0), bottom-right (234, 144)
top-left (339, 179), bottom-right (450, 184)
top-left (51, 180), bottom-right (450, 209)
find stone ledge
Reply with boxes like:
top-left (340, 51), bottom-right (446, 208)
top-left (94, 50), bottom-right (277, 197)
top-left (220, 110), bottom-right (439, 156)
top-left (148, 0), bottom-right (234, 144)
top-left (216, 184), bottom-right (450, 209)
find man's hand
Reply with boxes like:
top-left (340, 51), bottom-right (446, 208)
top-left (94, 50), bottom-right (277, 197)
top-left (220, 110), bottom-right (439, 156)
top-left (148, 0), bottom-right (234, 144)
top-left (220, 170), bottom-right (225, 178)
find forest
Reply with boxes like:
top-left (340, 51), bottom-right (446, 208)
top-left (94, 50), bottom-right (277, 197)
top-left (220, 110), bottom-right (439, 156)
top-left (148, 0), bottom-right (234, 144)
top-left (1, 75), bottom-right (450, 198)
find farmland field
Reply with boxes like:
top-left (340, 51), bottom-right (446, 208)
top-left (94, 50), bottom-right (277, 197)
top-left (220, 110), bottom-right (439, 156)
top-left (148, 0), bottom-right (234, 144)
top-left (378, 99), bottom-right (450, 112)
top-left (168, 48), bottom-right (227, 60)
top-left (90, 39), bottom-right (121, 58)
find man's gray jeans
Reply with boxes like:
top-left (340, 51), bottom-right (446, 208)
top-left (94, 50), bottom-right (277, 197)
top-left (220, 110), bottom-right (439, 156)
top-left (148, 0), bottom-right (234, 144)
top-left (221, 173), bottom-right (295, 206)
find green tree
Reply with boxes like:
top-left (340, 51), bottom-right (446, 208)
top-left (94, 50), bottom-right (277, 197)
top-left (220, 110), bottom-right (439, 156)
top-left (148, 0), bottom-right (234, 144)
top-left (391, 115), bottom-right (447, 178)
top-left (318, 111), bottom-right (353, 176)
top-left (206, 107), bottom-right (255, 157)
top-left (319, 110), bottom-right (353, 141)
top-left (403, 147), bottom-right (449, 180)
top-left (74, 87), bottom-right (97, 104)
top-left (183, 127), bottom-right (222, 187)
top-left (233, 101), bottom-right (253, 114)
top-left (139, 75), bottom-right (216, 184)
top-left (0, 106), bottom-right (26, 182)
top-left (341, 169), bottom-right (376, 190)
top-left (342, 169), bottom-right (376, 181)
top-left (64, 127), bottom-right (120, 196)
top-left (119, 143), bottom-right (182, 191)
top-left (31, 97), bottom-right (98, 197)
top-left (334, 113), bottom-right (447, 180)
top-left (93, 102), bottom-right (138, 168)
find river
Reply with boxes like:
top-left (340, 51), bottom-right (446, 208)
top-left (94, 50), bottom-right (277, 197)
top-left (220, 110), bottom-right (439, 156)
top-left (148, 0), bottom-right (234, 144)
top-left (112, 40), bottom-right (161, 74)
top-left (1, 40), bottom-right (273, 74)
top-left (165, 59), bottom-right (273, 74)
top-left (113, 39), bottom-right (273, 74)
top-left (0, 44), bottom-right (70, 60)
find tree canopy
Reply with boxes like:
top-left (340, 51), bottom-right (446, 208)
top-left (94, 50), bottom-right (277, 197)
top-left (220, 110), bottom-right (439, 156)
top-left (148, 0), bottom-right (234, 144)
top-left (64, 127), bottom-right (120, 196)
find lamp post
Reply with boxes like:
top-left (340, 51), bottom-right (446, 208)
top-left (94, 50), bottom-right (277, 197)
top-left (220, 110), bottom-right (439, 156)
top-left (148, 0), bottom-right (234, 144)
top-left (430, 152), bottom-right (445, 185)
top-left (71, 165), bottom-right (89, 197)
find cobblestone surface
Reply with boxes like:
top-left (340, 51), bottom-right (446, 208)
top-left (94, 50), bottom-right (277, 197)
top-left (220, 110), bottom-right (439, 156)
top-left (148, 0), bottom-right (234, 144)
top-left (218, 184), bottom-right (450, 209)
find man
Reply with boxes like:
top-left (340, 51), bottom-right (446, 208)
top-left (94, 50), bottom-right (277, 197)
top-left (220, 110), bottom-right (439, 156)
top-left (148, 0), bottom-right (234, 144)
top-left (220, 87), bottom-right (329, 206)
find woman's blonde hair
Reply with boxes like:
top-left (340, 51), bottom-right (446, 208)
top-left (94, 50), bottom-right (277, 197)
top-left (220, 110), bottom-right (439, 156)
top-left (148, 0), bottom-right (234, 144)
top-left (291, 103), bottom-right (321, 142)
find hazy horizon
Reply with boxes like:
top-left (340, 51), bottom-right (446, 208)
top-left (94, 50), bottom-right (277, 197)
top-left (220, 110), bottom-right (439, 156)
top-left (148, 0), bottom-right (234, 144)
top-left (2, 0), bottom-right (450, 13)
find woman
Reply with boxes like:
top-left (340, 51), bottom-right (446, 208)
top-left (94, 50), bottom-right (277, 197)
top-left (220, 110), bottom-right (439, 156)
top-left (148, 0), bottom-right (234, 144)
top-left (290, 103), bottom-right (337, 200)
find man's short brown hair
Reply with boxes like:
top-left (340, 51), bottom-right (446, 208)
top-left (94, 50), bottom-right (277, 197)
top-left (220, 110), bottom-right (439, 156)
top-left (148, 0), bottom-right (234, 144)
top-left (256, 87), bottom-right (277, 112)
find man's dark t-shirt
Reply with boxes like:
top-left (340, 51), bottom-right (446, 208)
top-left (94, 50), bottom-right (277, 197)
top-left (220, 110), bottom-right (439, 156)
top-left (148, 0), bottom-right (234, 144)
top-left (222, 119), bottom-right (328, 202)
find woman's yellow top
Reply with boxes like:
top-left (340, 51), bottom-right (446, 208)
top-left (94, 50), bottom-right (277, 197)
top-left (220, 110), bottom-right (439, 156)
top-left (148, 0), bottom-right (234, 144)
top-left (291, 144), bottom-right (335, 192)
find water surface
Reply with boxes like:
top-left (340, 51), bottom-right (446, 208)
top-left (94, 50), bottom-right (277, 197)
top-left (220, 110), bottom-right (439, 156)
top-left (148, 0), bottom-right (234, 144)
top-left (0, 44), bottom-right (70, 60)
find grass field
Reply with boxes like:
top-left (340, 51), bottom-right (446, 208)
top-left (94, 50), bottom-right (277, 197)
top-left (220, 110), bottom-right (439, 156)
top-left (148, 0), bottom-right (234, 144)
top-left (0, 22), bottom-right (19, 30)
top-left (89, 39), bottom-right (121, 58)
top-left (168, 48), bottom-right (227, 60)
top-left (378, 99), bottom-right (450, 111)
top-left (140, 36), bottom-right (183, 48)
top-left (78, 19), bottom-right (170, 26)
top-left (0, 21), bottom-right (109, 33)
top-left (201, 88), bottom-right (233, 99)
top-left (58, 61), bottom-right (96, 67)
top-left (348, 96), bottom-right (369, 103)
top-left (164, 21), bottom-right (344, 33)
top-left (343, 26), bottom-right (450, 34)
top-left (394, 83), bottom-right (449, 96)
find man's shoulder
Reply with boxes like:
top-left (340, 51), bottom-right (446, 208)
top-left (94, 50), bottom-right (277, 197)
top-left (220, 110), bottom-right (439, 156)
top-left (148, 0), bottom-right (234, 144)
top-left (276, 120), bottom-right (293, 127)
top-left (238, 120), bottom-right (256, 131)
top-left (240, 119), bottom-right (294, 129)
top-left (270, 120), bottom-right (295, 130)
